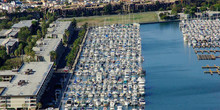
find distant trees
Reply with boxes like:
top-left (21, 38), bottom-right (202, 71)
top-left (104, 4), bottom-right (112, 14)
top-left (171, 4), bottom-right (182, 15)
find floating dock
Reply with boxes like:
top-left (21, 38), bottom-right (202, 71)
top-left (194, 50), bottom-right (220, 54)
top-left (197, 54), bottom-right (216, 60)
top-left (204, 69), bottom-right (220, 75)
top-left (193, 45), bottom-right (220, 49)
top-left (202, 65), bottom-right (220, 69)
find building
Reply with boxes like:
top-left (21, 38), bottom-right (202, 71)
top-left (0, 3), bottom-right (15, 13)
top-left (0, 62), bottom-right (54, 110)
top-left (0, 29), bottom-right (9, 38)
top-left (33, 38), bottom-right (64, 63)
top-left (0, 20), bottom-right (35, 38)
top-left (12, 20), bottom-right (34, 30)
top-left (0, 38), bottom-right (19, 54)
top-left (46, 20), bottom-right (73, 42)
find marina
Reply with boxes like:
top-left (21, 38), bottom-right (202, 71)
top-left (141, 22), bottom-right (220, 110)
top-left (61, 23), bottom-right (145, 110)
top-left (179, 19), bottom-right (220, 47)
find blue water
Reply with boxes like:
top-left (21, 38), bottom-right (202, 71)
top-left (141, 22), bottom-right (220, 110)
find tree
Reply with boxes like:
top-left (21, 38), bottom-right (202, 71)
top-left (42, 20), bottom-right (47, 37)
top-left (37, 29), bottom-right (42, 38)
top-left (14, 49), bottom-right (19, 57)
top-left (104, 4), bottom-right (112, 14)
top-left (36, 102), bottom-right (42, 110)
top-left (200, 6), bottom-right (207, 12)
top-left (0, 49), bottom-right (7, 62)
top-left (50, 51), bottom-right (57, 62)
top-left (30, 51), bottom-right (35, 59)
top-left (82, 22), bottom-right (88, 30)
top-left (65, 29), bottom-right (70, 38)
top-left (171, 4), bottom-right (182, 15)
top-left (18, 27), bottom-right (31, 42)
top-left (18, 43), bottom-right (24, 55)
top-left (72, 18), bottom-right (77, 29)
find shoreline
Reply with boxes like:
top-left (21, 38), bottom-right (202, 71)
top-left (139, 20), bottom-right (180, 25)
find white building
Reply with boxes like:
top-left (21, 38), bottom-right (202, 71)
top-left (0, 62), bottom-right (54, 110)
top-left (33, 38), bottom-right (64, 63)
top-left (46, 20), bottom-right (73, 42)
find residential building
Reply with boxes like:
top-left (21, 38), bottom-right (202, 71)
top-left (0, 62), bottom-right (54, 110)
top-left (46, 20), bottom-right (73, 42)
top-left (12, 20), bottom-right (34, 30)
top-left (33, 38), bottom-right (64, 63)
top-left (0, 38), bottom-right (19, 54)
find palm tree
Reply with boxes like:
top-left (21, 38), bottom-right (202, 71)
top-left (50, 51), bottom-right (57, 62)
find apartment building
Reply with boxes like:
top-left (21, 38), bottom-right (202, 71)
top-left (0, 62), bottom-right (54, 110)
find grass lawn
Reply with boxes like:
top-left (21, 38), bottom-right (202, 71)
top-left (60, 12), bottom-right (159, 26)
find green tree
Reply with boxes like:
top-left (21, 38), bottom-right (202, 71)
top-left (65, 29), bottom-right (70, 38)
top-left (18, 43), bottom-right (24, 55)
top-left (14, 49), bottom-right (19, 57)
top-left (18, 27), bottom-right (31, 42)
top-left (200, 6), bottom-right (207, 12)
top-left (50, 51), bottom-right (57, 62)
top-left (171, 4), bottom-right (182, 15)
top-left (0, 49), bottom-right (7, 60)
top-left (72, 18), bottom-right (77, 29)
top-left (104, 4), bottom-right (112, 14)
top-left (42, 20), bottom-right (47, 37)
top-left (37, 29), bottom-right (42, 38)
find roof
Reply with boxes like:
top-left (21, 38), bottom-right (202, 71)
top-left (12, 20), bottom-right (34, 29)
top-left (0, 62), bottom-right (53, 96)
top-left (8, 29), bottom-right (19, 37)
top-left (0, 38), bottom-right (18, 46)
top-left (47, 21), bottom-right (72, 36)
top-left (34, 38), bottom-right (62, 57)
top-left (0, 29), bottom-right (9, 37)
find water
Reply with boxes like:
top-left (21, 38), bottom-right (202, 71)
top-left (141, 22), bottom-right (220, 110)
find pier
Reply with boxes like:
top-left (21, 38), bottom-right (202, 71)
top-left (194, 50), bottom-right (220, 54)
top-left (197, 54), bottom-right (216, 60)
top-left (193, 45), bottom-right (220, 49)
top-left (204, 69), bottom-right (220, 75)
top-left (202, 65), bottom-right (220, 69)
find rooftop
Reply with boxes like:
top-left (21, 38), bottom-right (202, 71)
top-left (0, 38), bottom-right (18, 47)
top-left (0, 62), bottom-right (53, 96)
top-left (47, 21), bottom-right (72, 36)
top-left (12, 20), bottom-right (34, 29)
top-left (33, 38), bottom-right (62, 57)
top-left (0, 29), bottom-right (9, 37)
